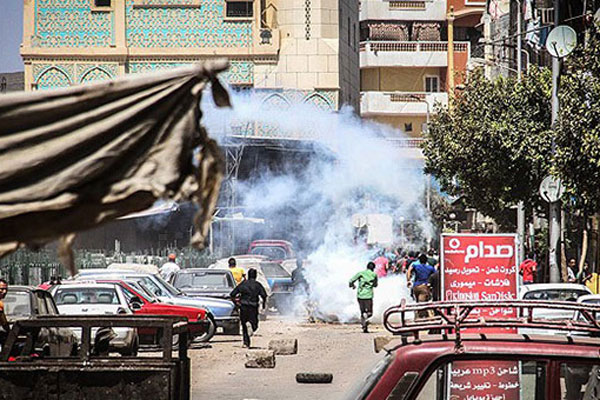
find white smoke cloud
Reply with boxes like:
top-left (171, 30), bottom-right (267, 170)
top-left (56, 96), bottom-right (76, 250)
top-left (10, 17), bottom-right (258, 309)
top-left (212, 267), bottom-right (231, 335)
top-left (202, 89), bottom-right (431, 323)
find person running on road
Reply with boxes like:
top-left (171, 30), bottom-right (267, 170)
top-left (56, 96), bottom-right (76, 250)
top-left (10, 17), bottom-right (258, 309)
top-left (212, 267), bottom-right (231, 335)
top-left (407, 254), bottom-right (436, 318)
top-left (159, 253), bottom-right (180, 282)
top-left (229, 268), bottom-right (267, 348)
top-left (349, 262), bottom-right (378, 333)
top-left (228, 257), bottom-right (246, 285)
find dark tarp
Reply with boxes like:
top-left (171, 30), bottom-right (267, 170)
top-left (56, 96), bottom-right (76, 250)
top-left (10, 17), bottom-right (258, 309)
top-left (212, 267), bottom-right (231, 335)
top-left (0, 61), bottom-right (230, 272)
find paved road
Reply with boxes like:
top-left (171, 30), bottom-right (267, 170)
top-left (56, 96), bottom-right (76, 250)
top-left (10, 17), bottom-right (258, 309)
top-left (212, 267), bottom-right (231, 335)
top-left (190, 316), bottom-right (384, 400)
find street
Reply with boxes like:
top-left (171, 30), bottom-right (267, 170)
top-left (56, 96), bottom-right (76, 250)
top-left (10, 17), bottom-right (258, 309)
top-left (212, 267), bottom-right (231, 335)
top-left (190, 316), bottom-right (383, 400)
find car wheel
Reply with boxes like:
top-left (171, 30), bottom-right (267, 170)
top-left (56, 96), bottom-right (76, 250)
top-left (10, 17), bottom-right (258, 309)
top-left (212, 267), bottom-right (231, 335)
top-left (223, 322), bottom-right (240, 335)
top-left (296, 373), bottom-right (333, 384)
top-left (195, 315), bottom-right (216, 343)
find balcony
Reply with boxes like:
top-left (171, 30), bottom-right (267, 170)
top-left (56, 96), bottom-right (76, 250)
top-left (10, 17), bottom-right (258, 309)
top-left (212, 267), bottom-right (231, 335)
top-left (360, 41), bottom-right (470, 68)
top-left (360, 91), bottom-right (448, 116)
top-left (360, 0), bottom-right (446, 21)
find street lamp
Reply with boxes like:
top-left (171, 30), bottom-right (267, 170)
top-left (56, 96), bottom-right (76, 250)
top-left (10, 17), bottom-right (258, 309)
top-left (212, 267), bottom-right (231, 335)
top-left (409, 94), bottom-right (430, 131)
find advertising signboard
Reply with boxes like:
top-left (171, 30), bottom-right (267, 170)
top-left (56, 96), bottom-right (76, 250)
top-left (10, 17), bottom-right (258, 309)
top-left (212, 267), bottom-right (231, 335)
top-left (441, 233), bottom-right (520, 400)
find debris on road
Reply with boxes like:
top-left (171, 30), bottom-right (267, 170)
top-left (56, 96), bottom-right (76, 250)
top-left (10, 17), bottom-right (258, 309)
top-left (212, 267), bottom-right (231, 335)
top-left (373, 335), bottom-right (395, 353)
top-left (268, 338), bottom-right (298, 355)
top-left (295, 372), bottom-right (333, 384)
top-left (245, 349), bottom-right (276, 368)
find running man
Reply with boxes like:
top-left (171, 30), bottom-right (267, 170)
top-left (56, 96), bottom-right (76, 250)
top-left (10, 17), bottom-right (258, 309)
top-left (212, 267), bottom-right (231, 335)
top-left (349, 262), bottom-right (378, 333)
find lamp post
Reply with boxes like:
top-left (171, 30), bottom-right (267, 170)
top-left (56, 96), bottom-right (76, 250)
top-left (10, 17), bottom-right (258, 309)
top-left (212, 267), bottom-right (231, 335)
top-left (409, 94), bottom-right (431, 213)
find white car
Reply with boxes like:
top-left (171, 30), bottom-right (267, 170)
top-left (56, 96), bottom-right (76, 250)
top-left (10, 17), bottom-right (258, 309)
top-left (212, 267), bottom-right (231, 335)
top-left (519, 283), bottom-right (592, 336)
top-left (49, 283), bottom-right (139, 356)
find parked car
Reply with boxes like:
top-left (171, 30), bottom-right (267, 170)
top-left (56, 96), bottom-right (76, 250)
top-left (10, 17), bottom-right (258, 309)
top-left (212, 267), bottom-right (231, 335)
top-left (207, 260), bottom-right (273, 297)
top-left (248, 240), bottom-right (295, 262)
top-left (258, 262), bottom-right (294, 312)
top-left (173, 268), bottom-right (238, 300)
top-left (348, 300), bottom-right (600, 399)
top-left (94, 280), bottom-right (211, 345)
top-left (2, 286), bottom-right (78, 357)
top-left (77, 270), bottom-right (239, 335)
top-left (49, 283), bottom-right (139, 356)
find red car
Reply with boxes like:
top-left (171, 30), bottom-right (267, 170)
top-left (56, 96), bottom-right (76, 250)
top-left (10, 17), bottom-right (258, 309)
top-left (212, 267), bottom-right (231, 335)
top-left (248, 240), bottom-right (295, 262)
top-left (94, 280), bottom-right (209, 345)
top-left (348, 300), bottom-right (600, 400)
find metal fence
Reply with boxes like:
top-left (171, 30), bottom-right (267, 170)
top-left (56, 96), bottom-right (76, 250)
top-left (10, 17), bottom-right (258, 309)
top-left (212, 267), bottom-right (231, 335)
top-left (0, 247), bottom-right (217, 286)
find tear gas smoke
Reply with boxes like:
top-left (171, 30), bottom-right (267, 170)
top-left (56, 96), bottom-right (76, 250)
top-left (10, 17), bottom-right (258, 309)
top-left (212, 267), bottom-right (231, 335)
top-left (203, 90), bottom-right (433, 323)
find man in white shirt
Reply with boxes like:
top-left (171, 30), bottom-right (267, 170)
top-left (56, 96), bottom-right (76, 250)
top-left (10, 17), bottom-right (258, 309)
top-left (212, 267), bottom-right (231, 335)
top-left (159, 253), bottom-right (180, 282)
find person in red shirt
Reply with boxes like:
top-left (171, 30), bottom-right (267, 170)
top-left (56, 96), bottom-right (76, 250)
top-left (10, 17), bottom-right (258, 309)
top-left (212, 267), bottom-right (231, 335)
top-left (519, 253), bottom-right (537, 285)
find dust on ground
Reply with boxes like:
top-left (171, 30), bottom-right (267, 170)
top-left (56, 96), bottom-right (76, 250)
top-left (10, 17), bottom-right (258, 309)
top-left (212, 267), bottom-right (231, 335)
top-left (190, 316), bottom-right (385, 400)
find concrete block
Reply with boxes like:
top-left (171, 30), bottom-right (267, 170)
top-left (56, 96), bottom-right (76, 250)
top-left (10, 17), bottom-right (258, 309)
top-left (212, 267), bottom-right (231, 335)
top-left (268, 338), bottom-right (298, 355)
top-left (245, 350), bottom-right (276, 368)
top-left (373, 336), bottom-right (395, 353)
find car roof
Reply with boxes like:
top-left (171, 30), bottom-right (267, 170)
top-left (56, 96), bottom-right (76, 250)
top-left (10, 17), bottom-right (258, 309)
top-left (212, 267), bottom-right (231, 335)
top-left (53, 283), bottom-right (119, 290)
top-left (384, 333), bottom-right (600, 365)
top-left (520, 283), bottom-right (591, 292)
top-left (8, 286), bottom-right (37, 292)
top-left (179, 268), bottom-right (231, 275)
top-left (578, 294), bottom-right (600, 303)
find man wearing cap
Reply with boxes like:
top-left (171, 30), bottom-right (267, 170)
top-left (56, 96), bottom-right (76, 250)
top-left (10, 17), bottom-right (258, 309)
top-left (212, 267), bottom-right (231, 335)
top-left (159, 254), bottom-right (180, 282)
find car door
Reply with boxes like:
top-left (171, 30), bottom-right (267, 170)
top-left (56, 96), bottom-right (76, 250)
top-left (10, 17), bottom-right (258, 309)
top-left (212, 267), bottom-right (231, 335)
top-left (406, 358), bottom-right (548, 400)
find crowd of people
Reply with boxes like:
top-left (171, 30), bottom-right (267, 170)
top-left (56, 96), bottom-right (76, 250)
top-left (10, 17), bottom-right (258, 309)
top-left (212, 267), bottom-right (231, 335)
top-left (349, 247), bottom-right (440, 332)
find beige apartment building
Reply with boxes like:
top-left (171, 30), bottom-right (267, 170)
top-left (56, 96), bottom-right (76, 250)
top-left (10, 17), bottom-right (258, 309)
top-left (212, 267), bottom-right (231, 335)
top-left (359, 0), bottom-right (484, 137)
top-left (21, 0), bottom-right (359, 122)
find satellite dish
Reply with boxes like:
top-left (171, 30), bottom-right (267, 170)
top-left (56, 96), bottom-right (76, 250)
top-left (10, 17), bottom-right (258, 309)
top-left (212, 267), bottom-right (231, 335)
top-left (546, 25), bottom-right (577, 58)
top-left (352, 213), bottom-right (367, 228)
top-left (539, 175), bottom-right (565, 203)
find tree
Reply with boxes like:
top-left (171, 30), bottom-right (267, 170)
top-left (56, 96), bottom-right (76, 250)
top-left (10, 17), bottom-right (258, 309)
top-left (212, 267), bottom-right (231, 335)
top-left (422, 68), bottom-right (554, 228)
top-left (555, 22), bottom-right (600, 213)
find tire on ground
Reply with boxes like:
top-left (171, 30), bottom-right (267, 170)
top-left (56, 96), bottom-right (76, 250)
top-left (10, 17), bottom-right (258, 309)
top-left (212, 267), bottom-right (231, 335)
top-left (296, 373), bottom-right (333, 384)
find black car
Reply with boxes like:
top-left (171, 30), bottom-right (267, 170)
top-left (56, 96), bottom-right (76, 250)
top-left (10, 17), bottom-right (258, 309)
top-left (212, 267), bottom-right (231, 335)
top-left (172, 269), bottom-right (236, 300)
top-left (2, 286), bottom-right (78, 357)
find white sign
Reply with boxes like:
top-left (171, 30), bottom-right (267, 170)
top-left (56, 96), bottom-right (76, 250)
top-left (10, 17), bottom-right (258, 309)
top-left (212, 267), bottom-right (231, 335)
top-left (539, 175), bottom-right (565, 203)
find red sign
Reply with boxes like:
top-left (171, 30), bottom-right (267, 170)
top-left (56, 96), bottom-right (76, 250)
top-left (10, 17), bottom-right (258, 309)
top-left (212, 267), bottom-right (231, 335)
top-left (441, 234), bottom-right (520, 400)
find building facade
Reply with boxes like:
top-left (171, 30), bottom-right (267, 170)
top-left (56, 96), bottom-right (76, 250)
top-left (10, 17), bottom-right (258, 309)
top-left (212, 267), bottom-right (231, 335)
top-left (21, 0), bottom-right (359, 116)
top-left (359, 0), bottom-right (484, 137)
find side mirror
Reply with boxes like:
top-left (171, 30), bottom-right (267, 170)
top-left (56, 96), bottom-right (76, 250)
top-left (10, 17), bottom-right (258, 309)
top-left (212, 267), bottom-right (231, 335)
top-left (129, 297), bottom-right (143, 311)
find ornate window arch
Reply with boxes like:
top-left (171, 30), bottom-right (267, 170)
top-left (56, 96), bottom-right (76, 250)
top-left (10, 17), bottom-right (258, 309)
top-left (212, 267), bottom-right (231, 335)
top-left (303, 93), bottom-right (333, 111)
top-left (35, 67), bottom-right (72, 90)
top-left (262, 93), bottom-right (291, 110)
top-left (80, 67), bottom-right (112, 84)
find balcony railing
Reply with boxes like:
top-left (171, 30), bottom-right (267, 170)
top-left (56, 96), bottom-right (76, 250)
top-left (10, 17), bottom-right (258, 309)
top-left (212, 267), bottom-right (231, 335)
top-left (361, 91), bottom-right (448, 116)
top-left (360, 41), bottom-right (470, 53)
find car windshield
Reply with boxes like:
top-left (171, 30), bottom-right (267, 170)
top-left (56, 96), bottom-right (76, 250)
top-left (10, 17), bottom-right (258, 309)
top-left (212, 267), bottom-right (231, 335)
top-left (153, 274), bottom-right (183, 296)
top-left (261, 263), bottom-right (291, 278)
top-left (3, 291), bottom-right (31, 318)
top-left (523, 289), bottom-right (589, 302)
top-left (174, 272), bottom-right (232, 289)
top-left (250, 246), bottom-right (287, 259)
top-left (54, 287), bottom-right (119, 305)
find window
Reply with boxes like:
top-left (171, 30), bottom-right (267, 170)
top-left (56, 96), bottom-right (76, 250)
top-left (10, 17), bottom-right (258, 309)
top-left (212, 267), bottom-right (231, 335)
top-left (54, 288), bottom-right (120, 305)
top-left (94, 0), bottom-right (111, 7)
top-left (404, 123), bottom-right (413, 132)
top-left (561, 362), bottom-right (600, 399)
top-left (425, 76), bottom-right (439, 93)
top-left (415, 360), bottom-right (546, 400)
top-left (226, 1), bottom-right (253, 18)
top-left (3, 292), bottom-right (32, 318)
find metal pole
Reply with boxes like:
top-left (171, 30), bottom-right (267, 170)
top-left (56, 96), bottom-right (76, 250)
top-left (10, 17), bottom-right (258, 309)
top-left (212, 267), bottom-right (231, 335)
top-left (516, 0), bottom-right (525, 265)
top-left (448, 7), bottom-right (455, 95)
top-left (548, 0), bottom-right (561, 283)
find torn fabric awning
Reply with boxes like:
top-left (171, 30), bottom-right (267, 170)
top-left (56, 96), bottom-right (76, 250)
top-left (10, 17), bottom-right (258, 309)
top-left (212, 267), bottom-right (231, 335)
top-left (0, 61), bottom-right (229, 263)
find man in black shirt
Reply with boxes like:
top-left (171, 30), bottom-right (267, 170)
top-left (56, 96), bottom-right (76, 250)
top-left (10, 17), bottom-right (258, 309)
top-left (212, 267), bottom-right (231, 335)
top-left (230, 268), bottom-right (268, 348)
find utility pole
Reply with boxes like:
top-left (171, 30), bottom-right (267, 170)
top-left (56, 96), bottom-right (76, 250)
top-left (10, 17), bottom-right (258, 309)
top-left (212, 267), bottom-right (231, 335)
top-left (516, 0), bottom-right (525, 265)
top-left (548, 0), bottom-right (561, 283)
top-left (448, 6), bottom-right (455, 95)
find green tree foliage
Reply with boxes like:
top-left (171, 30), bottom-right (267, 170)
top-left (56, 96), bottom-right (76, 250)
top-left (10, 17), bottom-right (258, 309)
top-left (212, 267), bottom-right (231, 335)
top-left (422, 68), bottom-right (553, 227)
top-left (555, 23), bottom-right (600, 212)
